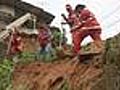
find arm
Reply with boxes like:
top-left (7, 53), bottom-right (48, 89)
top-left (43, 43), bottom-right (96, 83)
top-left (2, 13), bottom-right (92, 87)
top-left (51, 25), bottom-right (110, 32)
top-left (61, 14), bottom-right (72, 24)
top-left (61, 14), bottom-right (68, 22)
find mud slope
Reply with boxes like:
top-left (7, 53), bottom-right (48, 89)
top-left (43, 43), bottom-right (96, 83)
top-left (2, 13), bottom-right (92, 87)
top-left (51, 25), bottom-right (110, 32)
top-left (12, 53), bottom-right (103, 90)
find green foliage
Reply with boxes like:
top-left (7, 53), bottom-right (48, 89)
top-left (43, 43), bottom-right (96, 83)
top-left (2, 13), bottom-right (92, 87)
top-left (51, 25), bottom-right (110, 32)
top-left (51, 26), bottom-right (62, 47)
top-left (17, 52), bottom-right (36, 64)
top-left (21, 52), bottom-right (36, 59)
top-left (0, 59), bottom-right (14, 90)
top-left (104, 35), bottom-right (120, 66)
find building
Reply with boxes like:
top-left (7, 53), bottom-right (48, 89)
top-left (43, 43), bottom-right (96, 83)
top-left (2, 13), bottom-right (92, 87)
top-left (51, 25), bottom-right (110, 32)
top-left (0, 0), bottom-right (55, 29)
top-left (0, 0), bottom-right (55, 53)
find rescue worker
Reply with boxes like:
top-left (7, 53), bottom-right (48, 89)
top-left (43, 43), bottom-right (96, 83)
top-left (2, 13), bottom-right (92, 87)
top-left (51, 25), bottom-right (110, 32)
top-left (61, 4), bottom-right (81, 29)
top-left (37, 25), bottom-right (57, 61)
top-left (8, 28), bottom-right (23, 59)
top-left (74, 4), bottom-right (103, 54)
top-left (38, 26), bottom-right (51, 50)
top-left (62, 4), bottom-right (103, 55)
top-left (61, 4), bottom-right (82, 54)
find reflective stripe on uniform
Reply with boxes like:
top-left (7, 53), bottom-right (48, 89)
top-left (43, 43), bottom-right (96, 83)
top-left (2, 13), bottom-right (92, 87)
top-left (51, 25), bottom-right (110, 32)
top-left (71, 22), bottom-right (82, 30)
top-left (81, 25), bottom-right (101, 30)
top-left (71, 24), bottom-right (101, 32)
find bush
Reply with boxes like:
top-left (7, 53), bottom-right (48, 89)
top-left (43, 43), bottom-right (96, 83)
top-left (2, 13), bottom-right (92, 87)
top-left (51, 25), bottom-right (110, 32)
top-left (0, 59), bottom-right (14, 90)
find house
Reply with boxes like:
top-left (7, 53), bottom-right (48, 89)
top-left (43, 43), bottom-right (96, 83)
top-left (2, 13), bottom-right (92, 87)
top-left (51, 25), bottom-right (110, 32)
top-left (0, 0), bottom-right (55, 53)
top-left (0, 0), bottom-right (54, 29)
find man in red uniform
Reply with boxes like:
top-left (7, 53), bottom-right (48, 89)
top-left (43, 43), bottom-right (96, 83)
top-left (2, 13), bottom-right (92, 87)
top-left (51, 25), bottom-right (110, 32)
top-left (61, 4), bottom-right (81, 30)
top-left (62, 4), bottom-right (102, 55)
top-left (9, 29), bottom-right (23, 56)
top-left (74, 4), bottom-right (103, 54)
top-left (61, 4), bottom-right (82, 54)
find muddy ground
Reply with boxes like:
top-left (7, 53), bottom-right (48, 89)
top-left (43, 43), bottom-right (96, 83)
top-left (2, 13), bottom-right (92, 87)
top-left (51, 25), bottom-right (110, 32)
top-left (12, 53), bottom-right (103, 90)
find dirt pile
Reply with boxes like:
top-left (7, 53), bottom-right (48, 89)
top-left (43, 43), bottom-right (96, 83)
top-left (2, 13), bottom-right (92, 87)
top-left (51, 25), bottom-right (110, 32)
top-left (12, 54), bottom-right (103, 90)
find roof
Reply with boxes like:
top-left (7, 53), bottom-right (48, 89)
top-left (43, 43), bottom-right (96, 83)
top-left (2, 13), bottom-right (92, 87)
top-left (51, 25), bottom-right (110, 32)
top-left (0, 0), bottom-right (20, 7)
top-left (0, 0), bottom-right (55, 25)
top-left (15, 1), bottom-right (55, 24)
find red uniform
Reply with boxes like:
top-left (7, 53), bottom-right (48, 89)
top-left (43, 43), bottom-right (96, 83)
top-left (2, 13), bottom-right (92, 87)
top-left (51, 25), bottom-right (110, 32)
top-left (67, 13), bottom-right (81, 28)
top-left (10, 32), bottom-right (23, 54)
top-left (38, 29), bottom-right (50, 48)
top-left (78, 8), bottom-right (101, 30)
top-left (69, 8), bottom-right (101, 54)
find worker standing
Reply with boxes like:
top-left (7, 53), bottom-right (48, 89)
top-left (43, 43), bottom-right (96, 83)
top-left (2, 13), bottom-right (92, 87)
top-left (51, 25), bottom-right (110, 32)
top-left (61, 4), bottom-right (82, 55)
top-left (37, 25), bottom-right (57, 61)
top-left (38, 26), bottom-right (51, 50)
top-left (7, 28), bottom-right (23, 60)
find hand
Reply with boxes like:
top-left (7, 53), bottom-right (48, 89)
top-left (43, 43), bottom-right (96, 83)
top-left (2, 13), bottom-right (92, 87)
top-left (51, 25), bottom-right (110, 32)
top-left (61, 14), bottom-right (68, 22)
top-left (61, 13), bottom-right (66, 18)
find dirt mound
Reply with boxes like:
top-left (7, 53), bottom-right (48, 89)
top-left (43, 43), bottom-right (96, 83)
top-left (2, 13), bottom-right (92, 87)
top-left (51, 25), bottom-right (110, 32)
top-left (12, 55), bottom-right (103, 90)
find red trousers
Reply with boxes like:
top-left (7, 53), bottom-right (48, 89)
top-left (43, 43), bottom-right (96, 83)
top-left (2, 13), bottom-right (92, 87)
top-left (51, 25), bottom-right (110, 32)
top-left (72, 29), bottom-right (101, 54)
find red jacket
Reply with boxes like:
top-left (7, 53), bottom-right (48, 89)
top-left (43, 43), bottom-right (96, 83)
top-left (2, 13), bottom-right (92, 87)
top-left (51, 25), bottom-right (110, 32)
top-left (70, 8), bottom-right (101, 32)
top-left (38, 30), bottom-right (50, 47)
top-left (11, 33), bottom-right (23, 54)
top-left (78, 8), bottom-right (101, 30)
